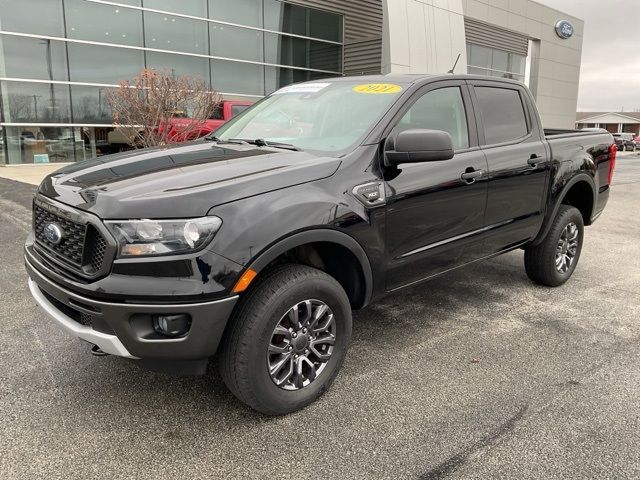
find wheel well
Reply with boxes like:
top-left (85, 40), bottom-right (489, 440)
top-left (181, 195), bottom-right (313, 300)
top-left (561, 181), bottom-right (594, 225)
top-left (262, 242), bottom-right (367, 309)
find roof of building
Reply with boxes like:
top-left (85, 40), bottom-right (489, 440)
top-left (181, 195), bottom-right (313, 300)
top-left (577, 112), bottom-right (640, 122)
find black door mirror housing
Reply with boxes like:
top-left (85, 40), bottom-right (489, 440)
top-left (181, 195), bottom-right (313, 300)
top-left (385, 129), bottom-right (455, 166)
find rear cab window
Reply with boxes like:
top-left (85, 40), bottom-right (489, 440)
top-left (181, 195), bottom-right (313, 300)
top-left (475, 86), bottom-right (529, 145)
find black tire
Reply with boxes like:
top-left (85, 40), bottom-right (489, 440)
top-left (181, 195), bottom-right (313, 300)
top-left (219, 264), bottom-right (352, 415)
top-left (524, 205), bottom-right (584, 287)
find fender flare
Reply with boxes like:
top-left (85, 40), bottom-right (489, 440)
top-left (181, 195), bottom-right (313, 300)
top-left (246, 229), bottom-right (374, 308)
top-left (531, 173), bottom-right (596, 246)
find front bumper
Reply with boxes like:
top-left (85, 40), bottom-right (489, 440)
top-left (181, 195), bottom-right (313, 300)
top-left (26, 256), bottom-right (238, 361)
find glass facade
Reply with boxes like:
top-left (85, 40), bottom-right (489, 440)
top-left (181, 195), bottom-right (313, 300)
top-left (466, 44), bottom-right (526, 83)
top-left (0, 0), bottom-right (344, 164)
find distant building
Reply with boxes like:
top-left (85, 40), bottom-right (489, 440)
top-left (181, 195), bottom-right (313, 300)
top-left (1, 0), bottom-right (584, 165)
top-left (576, 112), bottom-right (640, 135)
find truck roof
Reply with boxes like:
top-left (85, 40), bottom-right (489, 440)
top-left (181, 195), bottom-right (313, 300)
top-left (309, 73), bottom-right (527, 88)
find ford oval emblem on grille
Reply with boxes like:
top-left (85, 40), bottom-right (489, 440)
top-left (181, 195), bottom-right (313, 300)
top-left (43, 223), bottom-right (64, 245)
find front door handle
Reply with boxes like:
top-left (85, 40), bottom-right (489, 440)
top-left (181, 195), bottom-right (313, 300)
top-left (460, 169), bottom-right (484, 184)
top-left (527, 154), bottom-right (542, 166)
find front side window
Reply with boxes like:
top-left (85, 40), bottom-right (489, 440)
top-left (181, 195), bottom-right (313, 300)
top-left (475, 86), bottom-right (528, 145)
top-left (394, 87), bottom-right (469, 150)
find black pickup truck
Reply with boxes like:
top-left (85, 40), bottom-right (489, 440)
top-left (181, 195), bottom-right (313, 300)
top-left (25, 75), bottom-right (616, 415)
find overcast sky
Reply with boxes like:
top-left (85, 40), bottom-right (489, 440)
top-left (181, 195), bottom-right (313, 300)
top-left (538, 0), bottom-right (640, 112)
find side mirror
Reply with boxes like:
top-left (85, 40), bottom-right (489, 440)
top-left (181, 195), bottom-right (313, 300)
top-left (384, 129), bottom-right (455, 166)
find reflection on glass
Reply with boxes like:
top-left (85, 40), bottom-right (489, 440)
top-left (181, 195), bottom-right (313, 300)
top-left (211, 60), bottom-right (264, 95)
top-left (467, 44), bottom-right (527, 81)
top-left (145, 52), bottom-right (210, 83)
top-left (144, 11), bottom-right (208, 54)
top-left (308, 8), bottom-right (342, 43)
top-left (264, 0), bottom-right (342, 42)
top-left (0, 36), bottom-right (68, 81)
top-left (0, 0), bottom-right (64, 37)
top-left (209, 0), bottom-right (262, 28)
top-left (492, 49), bottom-right (508, 73)
top-left (468, 44), bottom-right (492, 69)
top-left (264, 0), bottom-right (305, 36)
top-left (265, 67), bottom-right (310, 94)
top-left (71, 86), bottom-right (114, 124)
top-left (210, 24), bottom-right (263, 62)
top-left (65, 0), bottom-right (143, 47)
top-left (216, 80), bottom-right (404, 153)
top-left (2, 82), bottom-right (71, 123)
top-left (0, 129), bottom-right (5, 165)
top-left (67, 43), bottom-right (144, 84)
top-left (143, 0), bottom-right (206, 16)
top-left (264, 34), bottom-right (341, 71)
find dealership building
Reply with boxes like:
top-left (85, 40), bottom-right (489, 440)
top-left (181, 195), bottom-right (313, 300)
top-left (0, 0), bottom-right (583, 165)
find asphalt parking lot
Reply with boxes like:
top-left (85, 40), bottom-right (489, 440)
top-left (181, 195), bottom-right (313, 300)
top-left (1, 152), bottom-right (640, 479)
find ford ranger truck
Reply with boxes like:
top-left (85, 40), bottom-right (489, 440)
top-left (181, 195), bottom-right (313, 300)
top-left (25, 76), bottom-right (616, 415)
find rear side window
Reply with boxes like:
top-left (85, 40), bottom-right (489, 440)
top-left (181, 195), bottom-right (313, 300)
top-left (395, 87), bottom-right (469, 150)
top-left (475, 87), bottom-right (528, 145)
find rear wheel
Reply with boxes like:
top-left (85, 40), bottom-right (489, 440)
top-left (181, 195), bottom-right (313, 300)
top-left (219, 264), bottom-right (352, 415)
top-left (524, 205), bottom-right (584, 287)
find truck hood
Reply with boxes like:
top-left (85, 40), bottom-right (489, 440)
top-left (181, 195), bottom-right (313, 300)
top-left (38, 141), bottom-right (341, 218)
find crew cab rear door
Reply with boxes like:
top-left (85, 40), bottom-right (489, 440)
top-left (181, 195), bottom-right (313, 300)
top-left (468, 80), bottom-right (550, 254)
top-left (382, 80), bottom-right (490, 291)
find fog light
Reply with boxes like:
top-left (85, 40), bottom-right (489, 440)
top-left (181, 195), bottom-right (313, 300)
top-left (153, 314), bottom-right (192, 338)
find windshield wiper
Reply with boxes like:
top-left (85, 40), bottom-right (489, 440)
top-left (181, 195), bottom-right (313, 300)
top-left (230, 138), bottom-right (302, 151)
top-left (205, 136), bottom-right (248, 145)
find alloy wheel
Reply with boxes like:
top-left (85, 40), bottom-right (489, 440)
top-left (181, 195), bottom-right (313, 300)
top-left (556, 222), bottom-right (579, 273)
top-left (267, 299), bottom-right (336, 390)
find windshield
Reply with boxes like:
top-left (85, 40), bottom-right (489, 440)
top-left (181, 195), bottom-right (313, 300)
top-left (214, 81), bottom-right (406, 153)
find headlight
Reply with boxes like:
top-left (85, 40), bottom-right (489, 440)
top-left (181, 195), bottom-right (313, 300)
top-left (105, 217), bottom-right (222, 258)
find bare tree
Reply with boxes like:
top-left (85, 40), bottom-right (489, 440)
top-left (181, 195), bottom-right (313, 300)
top-left (7, 94), bottom-right (34, 122)
top-left (106, 69), bottom-right (222, 148)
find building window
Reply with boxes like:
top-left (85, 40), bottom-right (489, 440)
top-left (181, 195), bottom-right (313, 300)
top-left (2, 81), bottom-right (71, 123)
top-left (70, 86), bottom-right (114, 124)
top-left (64, 0), bottom-right (143, 47)
top-left (0, 0), bottom-right (345, 164)
top-left (467, 44), bottom-right (526, 83)
top-left (66, 43), bottom-right (145, 84)
top-left (210, 24), bottom-right (264, 63)
top-left (0, 36), bottom-right (68, 81)
top-left (3, 126), bottom-right (79, 164)
top-left (0, 0), bottom-right (65, 37)
top-left (144, 10), bottom-right (209, 55)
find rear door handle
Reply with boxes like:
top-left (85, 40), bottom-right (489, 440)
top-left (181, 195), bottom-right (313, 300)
top-left (527, 154), bottom-right (542, 166)
top-left (460, 169), bottom-right (484, 184)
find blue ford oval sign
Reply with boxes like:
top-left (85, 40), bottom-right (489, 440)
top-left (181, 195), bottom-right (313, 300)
top-left (43, 223), bottom-right (63, 245)
top-left (555, 20), bottom-right (574, 39)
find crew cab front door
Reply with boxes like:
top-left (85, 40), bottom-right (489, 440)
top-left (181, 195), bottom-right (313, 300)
top-left (383, 81), bottom-right (489, 291)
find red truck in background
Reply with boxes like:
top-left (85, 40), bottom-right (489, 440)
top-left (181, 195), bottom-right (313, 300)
top-left (107, 100), bottom-right (254, 152)
top-left (164, 100), bottom-right (253, 142)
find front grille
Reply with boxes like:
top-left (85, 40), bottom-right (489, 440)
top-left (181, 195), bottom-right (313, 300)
top-left (84, 226), bottom-right (108, 274)
top-left (79, 312), bottom-right (94, 326)
top-left (33, 198), bottom-right (113, 278)
top-left (34, 203), bottom-right (86, 267)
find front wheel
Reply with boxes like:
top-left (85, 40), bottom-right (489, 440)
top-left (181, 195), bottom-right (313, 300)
top-left (219, 264), bottom-right (352, 415)
top-left (524, 205), bottom-right (584, 287)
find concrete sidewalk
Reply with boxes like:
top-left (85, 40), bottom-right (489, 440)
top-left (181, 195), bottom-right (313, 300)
top-left (0, 164), bottom-right (70, 186)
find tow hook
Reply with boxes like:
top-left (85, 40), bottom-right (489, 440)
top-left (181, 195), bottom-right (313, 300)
top-left (90, 344), bottom-right (109, 356)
